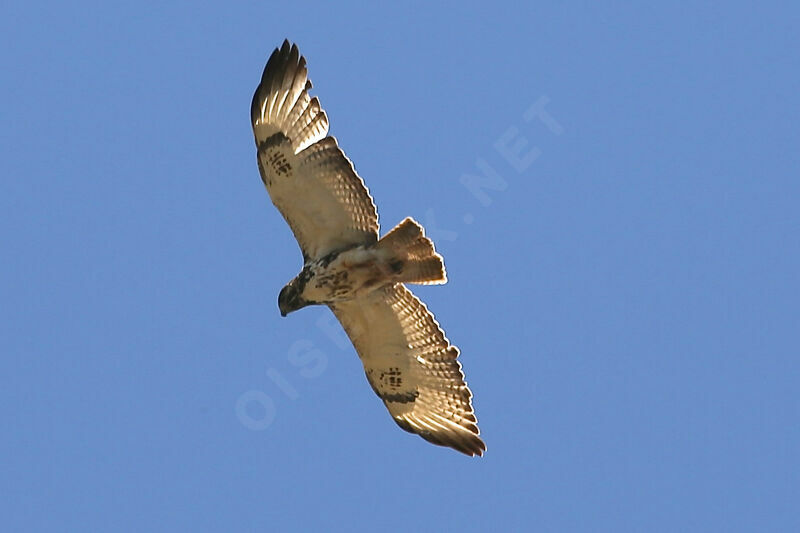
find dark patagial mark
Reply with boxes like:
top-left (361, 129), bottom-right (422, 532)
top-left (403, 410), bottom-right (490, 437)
top-left (318, 248), bottom-right (343, 268)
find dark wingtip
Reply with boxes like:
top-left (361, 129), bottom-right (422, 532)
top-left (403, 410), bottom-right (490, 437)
top-left (394, 417), bottom-right (486, 457)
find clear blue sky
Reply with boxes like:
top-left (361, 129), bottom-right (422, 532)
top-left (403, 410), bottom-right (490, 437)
top-left (2, 2), bottom-right (799, 531)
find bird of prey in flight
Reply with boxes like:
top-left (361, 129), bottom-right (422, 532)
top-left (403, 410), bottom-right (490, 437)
top-left (250, 40), bottom-right (485, 456)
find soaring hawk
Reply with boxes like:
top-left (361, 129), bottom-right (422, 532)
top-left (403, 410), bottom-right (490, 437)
top-left (251, 40), bottom-right (485, 456)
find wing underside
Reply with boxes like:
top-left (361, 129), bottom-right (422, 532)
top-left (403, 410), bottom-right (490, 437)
top-left (251, 40), bottom-right (378, 260)
top-left (331, 284), bottom-right (485, 456)
top-left (253, 41), bottom-right (483, 456)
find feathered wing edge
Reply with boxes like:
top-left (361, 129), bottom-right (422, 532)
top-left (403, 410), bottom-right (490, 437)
top-left (251, 40), bottom-right (379, 260)
top-left (252, 42), bottom-right (483, 455)
top-left (331, 284), bottom-right (486, 457)
top-left (251, 39), bottom-right (329, 154)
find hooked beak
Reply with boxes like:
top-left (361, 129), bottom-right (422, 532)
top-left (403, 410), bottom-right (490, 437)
top-left (278, 285), bottom-right (308, 317)
top-left (279, 298), bottom-right (307, 317)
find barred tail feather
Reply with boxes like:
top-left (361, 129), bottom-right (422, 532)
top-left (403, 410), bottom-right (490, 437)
top-left (379, 218), bottom-right (447, 285)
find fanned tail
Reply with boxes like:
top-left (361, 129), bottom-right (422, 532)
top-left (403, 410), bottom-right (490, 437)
top-left (378, 218), bottom-right (447, 285)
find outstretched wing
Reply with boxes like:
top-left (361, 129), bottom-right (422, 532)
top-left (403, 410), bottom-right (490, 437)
top-left (251, 40), bottom-right (379, 261)
top-left (331, 284), bottom-right (485, 456)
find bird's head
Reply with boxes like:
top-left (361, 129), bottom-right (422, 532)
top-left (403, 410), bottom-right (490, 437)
top-left (278, 280), bottom-right (309, 317)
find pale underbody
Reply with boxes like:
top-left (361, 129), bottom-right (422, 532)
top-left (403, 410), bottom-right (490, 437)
top-left (298, 245), bottom-right (399, 304)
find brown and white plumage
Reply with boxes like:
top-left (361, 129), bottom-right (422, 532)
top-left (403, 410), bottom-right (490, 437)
top-left (251, 40), bottom-right (377, 261)
top-left (331, 285), bottom-right (484, 456)
top-left (251, 40), bottom-right (485, 456)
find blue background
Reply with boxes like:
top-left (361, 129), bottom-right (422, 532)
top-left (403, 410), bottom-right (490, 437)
top-left (2, 2), bottom-right (798, 531)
